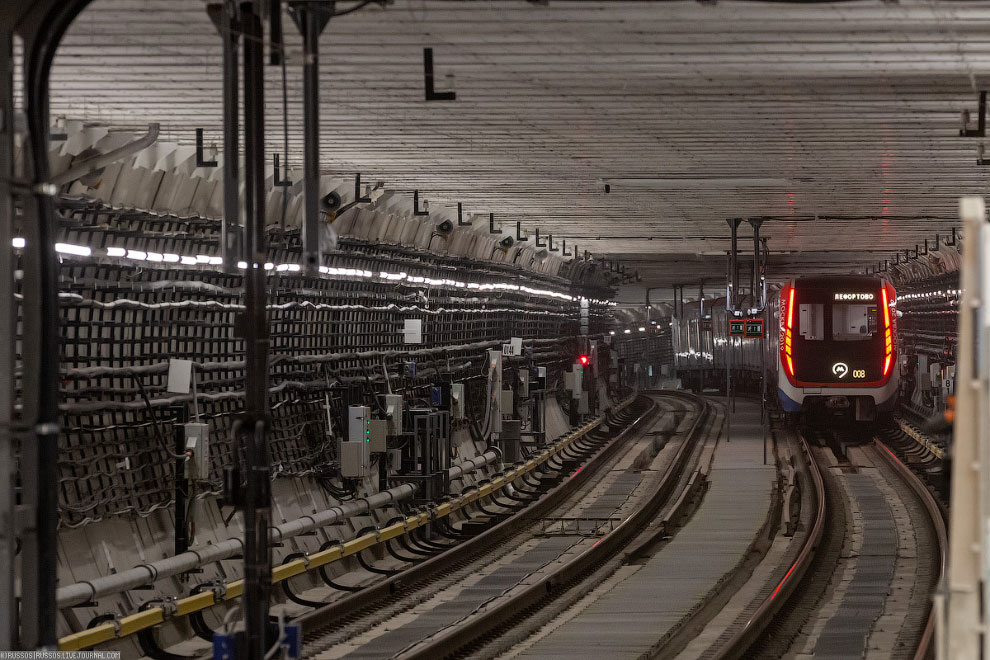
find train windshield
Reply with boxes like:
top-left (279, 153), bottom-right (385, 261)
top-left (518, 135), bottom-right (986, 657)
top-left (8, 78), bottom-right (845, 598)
top-left (791, 286), bottom-right (883, 383)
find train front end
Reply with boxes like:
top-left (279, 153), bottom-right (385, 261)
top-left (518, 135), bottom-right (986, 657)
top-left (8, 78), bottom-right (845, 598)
top-left (778, 276), bottom-right (898, 422)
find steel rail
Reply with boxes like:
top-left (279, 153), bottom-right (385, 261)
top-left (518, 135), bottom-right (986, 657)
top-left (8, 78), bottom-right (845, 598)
top-left (711, 428), bottom-right (826, 660)
top-left (296, 395), bottom-right (660, 642)
top-left (57, 397), bottom-right (635, 652)
top-left (393, 391), bottom-right (710, 660)
top-left (873, 438), bottom-right (948, 660)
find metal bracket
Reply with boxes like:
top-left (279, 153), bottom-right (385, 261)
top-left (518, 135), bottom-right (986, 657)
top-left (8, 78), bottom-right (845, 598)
top-left (489, 213), bottom-right (501, 234)
top-left (515, 221), bottom-right (528, 241)
top-left (562, 240), bottom-right (572, 257)
top-left (413, 190), bottom-right (430, 216)
top-left (535, 228), bottom-right (546, 247)
top-left (195, 128), bottom-right (217, 168)
top-left (946, 227), bottom-right (958, 247)
top-left (354, 173), bottom-right (371, 203)
top-left (423, 48), bottom-right (456, 102)
top-left (548, 234), bottom-right (557, 252)
top-left (919, 241), bottom-right (929, 256)
top-left (960, 91), bottom-right (987, 137)
top-left (273, 154), bottom-right (291, 187)
top-left (457, 203), bottom-right (470, 226)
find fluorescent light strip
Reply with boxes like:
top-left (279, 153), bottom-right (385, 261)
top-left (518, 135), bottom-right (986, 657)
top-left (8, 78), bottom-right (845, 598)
top-left (25, 239), bottom-right (615, 305)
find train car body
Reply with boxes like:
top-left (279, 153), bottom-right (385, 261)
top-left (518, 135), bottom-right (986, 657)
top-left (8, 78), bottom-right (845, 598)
top-left (778, 276), bottom-right (898, 422)
top-left (671, 275), bottom-right (898, 423)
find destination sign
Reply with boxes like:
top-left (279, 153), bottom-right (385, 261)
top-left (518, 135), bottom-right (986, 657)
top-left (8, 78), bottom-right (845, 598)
top-left (834, 292), bottom-right (875, 301)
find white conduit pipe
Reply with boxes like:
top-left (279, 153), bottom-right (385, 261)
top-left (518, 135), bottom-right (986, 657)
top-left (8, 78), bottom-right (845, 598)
top-left (55, 450), bottom-right (499, 609)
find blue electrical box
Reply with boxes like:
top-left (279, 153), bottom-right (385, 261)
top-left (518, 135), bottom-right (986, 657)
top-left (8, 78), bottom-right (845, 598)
top-left (285, 624), bottom-right (301, 659)
top-left (213, 633), bottom-right (235, 660)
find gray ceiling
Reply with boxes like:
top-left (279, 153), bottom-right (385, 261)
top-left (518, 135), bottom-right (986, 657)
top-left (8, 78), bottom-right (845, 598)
top-left (40, 0), bottom-right (990, 298)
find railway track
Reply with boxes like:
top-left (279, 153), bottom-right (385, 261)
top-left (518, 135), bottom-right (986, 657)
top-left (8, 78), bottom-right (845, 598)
top-left (296, 391), bottom-right (712, 659)
top-left (290, 398), bottom-right (943, 660)
top-left (704, 424), bottom-right (946, 660)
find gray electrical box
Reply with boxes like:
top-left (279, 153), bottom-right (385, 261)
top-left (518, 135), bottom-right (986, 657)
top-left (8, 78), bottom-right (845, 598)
top-left (917, 355), bottom-right (930, 391)
top-left (368, 419), bottom-right (388, 453)
top-left (501, 419), bottom-right (522, 463)
top-left (183, 423), bottom-right (210, 481)
top-left (518, 368), bottom-right (529, 399)
top-left (384, 394), bottom-right (403, 435)
top-left (348, 405), bottom-right (371, 443)
top-left (340, 441), bottom-right (369, 479)
top-left (578, 392), bottom-right (590, 415)
top-left (451, 383), bottom-right (466, 419)
top-left (500, 389), bottom-right (514, 415)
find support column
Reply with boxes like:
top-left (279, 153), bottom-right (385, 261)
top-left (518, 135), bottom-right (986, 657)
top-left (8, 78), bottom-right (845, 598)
top-left (749, 218), bottom-right (764, 310)
top-left (290, 1), bottom-right (332, 276)
top-left (213, 1), bottom-right (241, 273)
top-left (0, 24), bottom-right (15, 652)
top-left (239, 5), bottom-right (272, 658)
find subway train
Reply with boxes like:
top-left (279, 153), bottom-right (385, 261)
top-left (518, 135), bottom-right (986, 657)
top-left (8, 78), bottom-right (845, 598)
top-left (673, 275), bottom-right (898, 423)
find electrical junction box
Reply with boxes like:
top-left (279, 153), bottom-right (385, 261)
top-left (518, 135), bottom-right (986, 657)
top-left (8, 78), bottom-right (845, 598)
top-left (569, 366), bottom-right (584, 397)
top-left (167, 359), bottom-right (194, 394)
top-left (451, 383), bottom-right (466, 419)
top-left (183, 422), bottom-right (210, 480)
top-left (384, 394), bottom-right (403, 435)
top-left (578, 392), bottom-right (590, 415)
top-left (500, 389), bottom-right (514, 415)
top-left (929, 362), bottom-right (941, 388)
top-left (518, 368), bottom-right (529, 399)
top-left (403, 318), bottom-right (423, 344)
top-left (348, 405), bottom-right (371, 444)
top-left (917, 355), bottom-right (930, 391)
top-left (340, 441), bottom-right (369, 479)
top-left (368, 419), bottom-right (388, 453)
top-left (535, 366), bottom-right (547, 391)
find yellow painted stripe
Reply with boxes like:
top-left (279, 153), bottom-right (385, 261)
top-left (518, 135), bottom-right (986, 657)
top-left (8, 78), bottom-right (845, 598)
top-left (58, 399), bottom-right (635, 651)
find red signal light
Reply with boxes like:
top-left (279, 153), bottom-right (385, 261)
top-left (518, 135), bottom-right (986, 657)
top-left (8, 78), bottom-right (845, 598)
top-left (578, 355), bottom-right (590, 366)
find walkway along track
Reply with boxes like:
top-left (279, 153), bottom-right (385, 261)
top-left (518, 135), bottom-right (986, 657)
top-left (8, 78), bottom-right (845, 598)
top-left (298, 391), bottom-right (711, 659)
top-left (712, 426), bottom-right (946, 660)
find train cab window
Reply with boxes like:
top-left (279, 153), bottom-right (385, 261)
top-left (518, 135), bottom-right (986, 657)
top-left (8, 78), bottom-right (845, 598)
top-left (832, 304), bottom-right (877, 341)
top-left (799, 303), bottom-right (824, 340)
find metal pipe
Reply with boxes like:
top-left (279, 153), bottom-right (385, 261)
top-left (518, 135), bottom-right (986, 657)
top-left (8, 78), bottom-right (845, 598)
top-left (0, 25), bottom-right (14, 652)
top-left (54, 451), bottom-right (499, 608)
top-left (49, 122), bottom-right (159, 185)
top-left (219, 0), bottom-right (240, 273)
top-left (19, 0), bottom-right (94, 646)
top-left (239, 7), bottom-right (270, 657)
top-left (726, 218), bottom-right (741, 311)
top-left (292, 2), bottom-right (332, 275)
top-left (749, 218), bottom-right (764, 310)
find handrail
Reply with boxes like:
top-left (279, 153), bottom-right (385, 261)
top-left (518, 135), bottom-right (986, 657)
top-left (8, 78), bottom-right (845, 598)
top-left (58, 397), bottom-right (634, 652)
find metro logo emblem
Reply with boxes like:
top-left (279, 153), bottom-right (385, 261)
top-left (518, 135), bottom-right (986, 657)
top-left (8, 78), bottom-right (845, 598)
top-left (832, 362), bottom-right (849, 378)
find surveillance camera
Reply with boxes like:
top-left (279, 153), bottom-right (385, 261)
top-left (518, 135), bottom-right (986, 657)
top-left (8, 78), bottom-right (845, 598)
top-left (435, 219), bottom-right (454, 236)
top-left (367, 182), bottom-right (385, 203)
top-left (321, 190), bottom-right (342, 214)
top-left (497, 235), bottom-right (515, 250)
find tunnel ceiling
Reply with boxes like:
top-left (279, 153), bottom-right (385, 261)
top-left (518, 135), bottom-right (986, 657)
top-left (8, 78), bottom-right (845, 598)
top-left (40, 0), bottom-right (990, 294)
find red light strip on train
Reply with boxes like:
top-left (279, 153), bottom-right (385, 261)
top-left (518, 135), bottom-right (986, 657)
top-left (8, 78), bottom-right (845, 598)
top-left (784, 287), bottom-right (795, 377)
top-left (882, 286), bottom-right (892, 377)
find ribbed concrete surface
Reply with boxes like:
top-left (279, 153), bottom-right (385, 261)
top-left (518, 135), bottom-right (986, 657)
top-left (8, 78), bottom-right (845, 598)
top-left (516, 401), bottom-right (774, 659)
